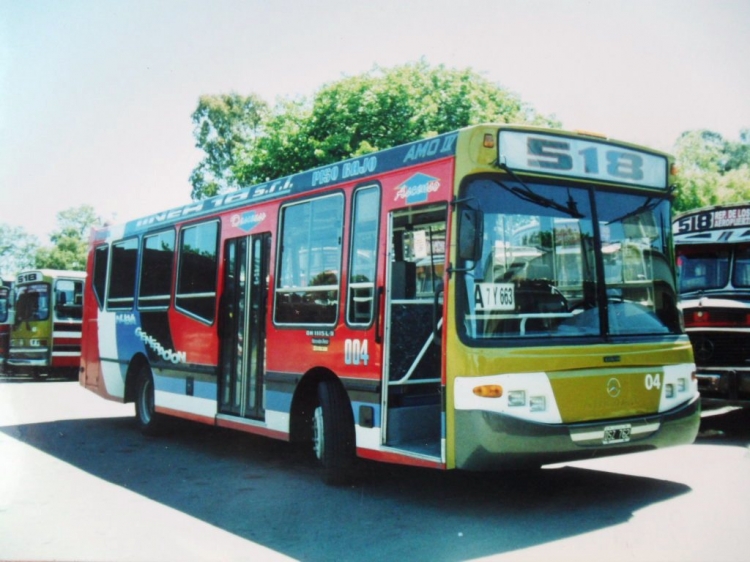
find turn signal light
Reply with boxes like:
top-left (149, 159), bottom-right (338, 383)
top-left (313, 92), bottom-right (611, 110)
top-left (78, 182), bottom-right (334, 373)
top-left (473, 384), bottom-right (503, 398)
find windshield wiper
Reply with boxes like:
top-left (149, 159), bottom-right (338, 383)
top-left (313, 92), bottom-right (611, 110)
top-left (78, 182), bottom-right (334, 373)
top-left (606, 197), bottom-right (661, 225)
top-left (496, 163), bottom-right (584, 219)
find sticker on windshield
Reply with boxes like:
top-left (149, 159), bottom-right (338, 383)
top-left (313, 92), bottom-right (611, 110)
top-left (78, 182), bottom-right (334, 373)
top-left (474, 283), bottom-right (515, 311)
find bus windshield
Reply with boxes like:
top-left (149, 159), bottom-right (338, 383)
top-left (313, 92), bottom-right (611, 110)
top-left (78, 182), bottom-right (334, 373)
top-left (15, 283), bottom-right (50, 323)
top-left (458, 178), bottom-right (680, 339)
top-left (677, 244), bottom-right (750, 293)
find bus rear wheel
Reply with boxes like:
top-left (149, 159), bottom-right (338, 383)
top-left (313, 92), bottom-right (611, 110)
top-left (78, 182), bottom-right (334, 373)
top-left (313, 380), bottom-right (355, 485)
top-left (135, 366), bottom-right (162, 435)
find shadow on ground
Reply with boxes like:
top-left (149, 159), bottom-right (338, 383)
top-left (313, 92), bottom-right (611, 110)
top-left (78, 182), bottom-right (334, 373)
top-left (1, 410), bottom-right (701, 562)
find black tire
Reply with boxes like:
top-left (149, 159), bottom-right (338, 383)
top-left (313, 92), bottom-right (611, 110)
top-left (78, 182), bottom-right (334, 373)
top-left (313, 380), bottom-right (355, 485)
top-left (135, 365), bottom-right (162, 435)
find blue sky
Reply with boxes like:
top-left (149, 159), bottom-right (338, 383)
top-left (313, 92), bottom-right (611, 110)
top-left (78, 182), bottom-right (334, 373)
top-left (1, 0), bottom-right (749, 243)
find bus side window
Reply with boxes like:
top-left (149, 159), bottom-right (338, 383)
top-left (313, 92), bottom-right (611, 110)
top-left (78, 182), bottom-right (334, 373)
top-left (93, 245), bottom-right (109, 309)
top-left (275, 194), bottom-right (344, 325)
top-left (347, 185), bottom-right (380, 326)
top-left (139, 230), bottom-right (175, 310)
top-left (176, 221), bottom-right (219, 323)
top-left (107, 238), bottom-right (138, 310)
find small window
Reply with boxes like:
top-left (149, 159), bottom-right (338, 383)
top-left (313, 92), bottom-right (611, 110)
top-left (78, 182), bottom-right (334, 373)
top-left (93, 245), bottom-right (109, 309)
top-left (176, 221), bottom-right (219, 323)
top-left (139, 230), bottom-right (175, 309)
top-left (348, 186), bottom-right (380, 325)
top-left (107, 238), bottom-right (138, 310)
top-left (275, 194), bottom-right (344, 325)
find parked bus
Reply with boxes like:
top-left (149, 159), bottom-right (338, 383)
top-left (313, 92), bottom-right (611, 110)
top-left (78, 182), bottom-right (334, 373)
top-left (0, 278), bottom-right (13, 371)
top-left (674, 203), bottom-right (750, 404)
top-left (8, 269), bottom-right (85, 379)
top-left (81, 124), bottom-right (699, 483)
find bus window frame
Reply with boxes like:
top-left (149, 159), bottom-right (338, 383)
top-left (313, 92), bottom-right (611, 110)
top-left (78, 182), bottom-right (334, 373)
top-left (138, 228), bottom-right (176, 311)
top-left (92, 244), bottom-right (109, 310)
top-left (106, 237), bottom-right (139, 311)
top-left (175, 219), bottom-right (221, 326)
top-left (346, 184), bottom-right (381, 329)
top-left (273, 191), bottom-right (345, 328)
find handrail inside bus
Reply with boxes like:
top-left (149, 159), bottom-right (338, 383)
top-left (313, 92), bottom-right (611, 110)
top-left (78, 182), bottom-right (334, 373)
top-left (389, 318), bottom-right (443, 386)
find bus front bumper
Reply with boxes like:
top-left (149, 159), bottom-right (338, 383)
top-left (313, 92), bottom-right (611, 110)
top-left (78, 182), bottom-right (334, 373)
top-left (695, 367), bottom-right (750, 404)
top-left (8, 350), bottom-right (51, 370)
top-left (453, 394), bottom-right (700, 470)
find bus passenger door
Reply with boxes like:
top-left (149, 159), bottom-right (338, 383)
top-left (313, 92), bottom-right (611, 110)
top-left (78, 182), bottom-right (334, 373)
top-left (219, 233), bottom-right (270, 420)
top-left (382, 205), bottom-right (446, 459)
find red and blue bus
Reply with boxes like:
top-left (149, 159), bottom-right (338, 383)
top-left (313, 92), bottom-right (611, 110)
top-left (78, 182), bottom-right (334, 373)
top-left (81, 124), bottom-right (700, 483)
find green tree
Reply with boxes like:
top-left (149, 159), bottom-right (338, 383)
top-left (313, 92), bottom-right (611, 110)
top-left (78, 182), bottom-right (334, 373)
top-left (673, 129), bottom-right (750, 213)
top-left (190, 93), bottom-right (270, 199)
top-left (35, 205), bottom-right (101, 271)
top-left (0, 224), bottom-right (39, 278)
top-left (190, 61), bottom-right (559, 199)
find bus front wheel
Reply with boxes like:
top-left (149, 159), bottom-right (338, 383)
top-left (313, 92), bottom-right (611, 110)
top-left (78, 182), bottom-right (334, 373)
top-left (313, 380), bottom-right (355, 485)
top-left (135, 366), bottom-right (162, 436)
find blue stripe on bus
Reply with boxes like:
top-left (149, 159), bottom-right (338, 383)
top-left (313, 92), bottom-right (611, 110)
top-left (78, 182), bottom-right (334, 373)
top-left (120, 132), bottom-right (459, 237)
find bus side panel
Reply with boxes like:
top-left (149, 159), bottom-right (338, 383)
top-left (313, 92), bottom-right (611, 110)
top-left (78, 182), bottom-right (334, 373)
top-left (51, 319), bottom-right (82, 371)
top-left (265, 157), bottom-right (455, 461)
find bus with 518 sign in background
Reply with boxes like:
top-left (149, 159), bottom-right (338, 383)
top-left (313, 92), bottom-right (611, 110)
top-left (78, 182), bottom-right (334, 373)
top-left (9, 269), bottom-right (85, 379)
top-left (80, 124), bottom-right (700, 484)
top-left (674, 203), bottom-right (750, 404)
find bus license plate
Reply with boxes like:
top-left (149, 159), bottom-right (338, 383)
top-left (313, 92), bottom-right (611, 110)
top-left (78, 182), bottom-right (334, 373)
top-left (603, 424), bottom-right (632, 444)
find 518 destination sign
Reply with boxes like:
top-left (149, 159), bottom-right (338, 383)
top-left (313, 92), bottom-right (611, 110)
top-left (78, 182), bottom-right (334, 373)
top-left (499, 131), bottom-right (669, 189)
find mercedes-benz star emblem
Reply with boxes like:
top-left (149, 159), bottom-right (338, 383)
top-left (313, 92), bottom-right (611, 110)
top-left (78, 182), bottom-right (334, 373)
top-left (694, 336), bottom-right (714, 362)
top-left (607, 377), bottom-right (622, 398)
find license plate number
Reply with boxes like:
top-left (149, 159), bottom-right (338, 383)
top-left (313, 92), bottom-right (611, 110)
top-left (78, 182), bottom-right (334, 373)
top-left (603, 424), bottom-right (632, 444)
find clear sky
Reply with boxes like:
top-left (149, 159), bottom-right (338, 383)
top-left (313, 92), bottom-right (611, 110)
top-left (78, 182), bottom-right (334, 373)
top-left (1, 0), bottom-right (749, 243)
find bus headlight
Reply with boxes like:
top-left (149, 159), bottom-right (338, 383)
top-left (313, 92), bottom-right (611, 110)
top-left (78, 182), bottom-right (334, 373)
top-left (530, 396), bottom-right (547, 412)
top-left (508, 390), bottom-right (526, 407)
top-left (455, 373), bottom-right (563, 424)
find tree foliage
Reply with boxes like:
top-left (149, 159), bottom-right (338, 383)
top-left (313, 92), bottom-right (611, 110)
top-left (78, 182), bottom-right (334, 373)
top-left (34, 205), bottom-right (101, 271)
top-left (190, 93), bottom-right (270, 199)
top-left (190, 61), bottom-right (559, 199)
top-left (0, 225), bottom-right (39, 278)
top-left (672, 129), bottom-right (750, 213)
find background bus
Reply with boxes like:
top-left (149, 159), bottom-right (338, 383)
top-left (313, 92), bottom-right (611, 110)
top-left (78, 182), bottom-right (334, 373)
top-left (81, 124), bottom-right (699, 484)
top-left (674, 203), bottom-right (750, 404)
top-left (0, 277), bottom-right (13, 371)
top-left (8, 269), bottom-right (85, 379)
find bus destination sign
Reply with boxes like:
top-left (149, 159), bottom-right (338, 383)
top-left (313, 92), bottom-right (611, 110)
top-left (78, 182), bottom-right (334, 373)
top-left (499, 130), bottom-right (669, 189)
top-left (674, 205), bottom-right (750, 234)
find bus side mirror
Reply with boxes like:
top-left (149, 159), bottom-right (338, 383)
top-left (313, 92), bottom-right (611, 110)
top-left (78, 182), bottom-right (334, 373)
top-left (458, 208), bottom-right (483, 262)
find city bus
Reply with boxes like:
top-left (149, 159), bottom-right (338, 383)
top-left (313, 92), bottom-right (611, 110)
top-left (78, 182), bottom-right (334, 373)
top-left (80, 124), bottom-right (700, 483)
top-left (674, 203), bottom-right (750, 404)
top-left (0, 278), bottom-right (13, 371)
top-left (8, 269), bottom-right (86, 379)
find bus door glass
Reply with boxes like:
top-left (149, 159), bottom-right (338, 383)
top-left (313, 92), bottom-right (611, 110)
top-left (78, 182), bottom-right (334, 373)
top-left (54, 279), bottom-right (84, 321)
top-left (383, 204), bottom-right (446, 458)
top-left (219, 233), bottom-right (270, 419)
